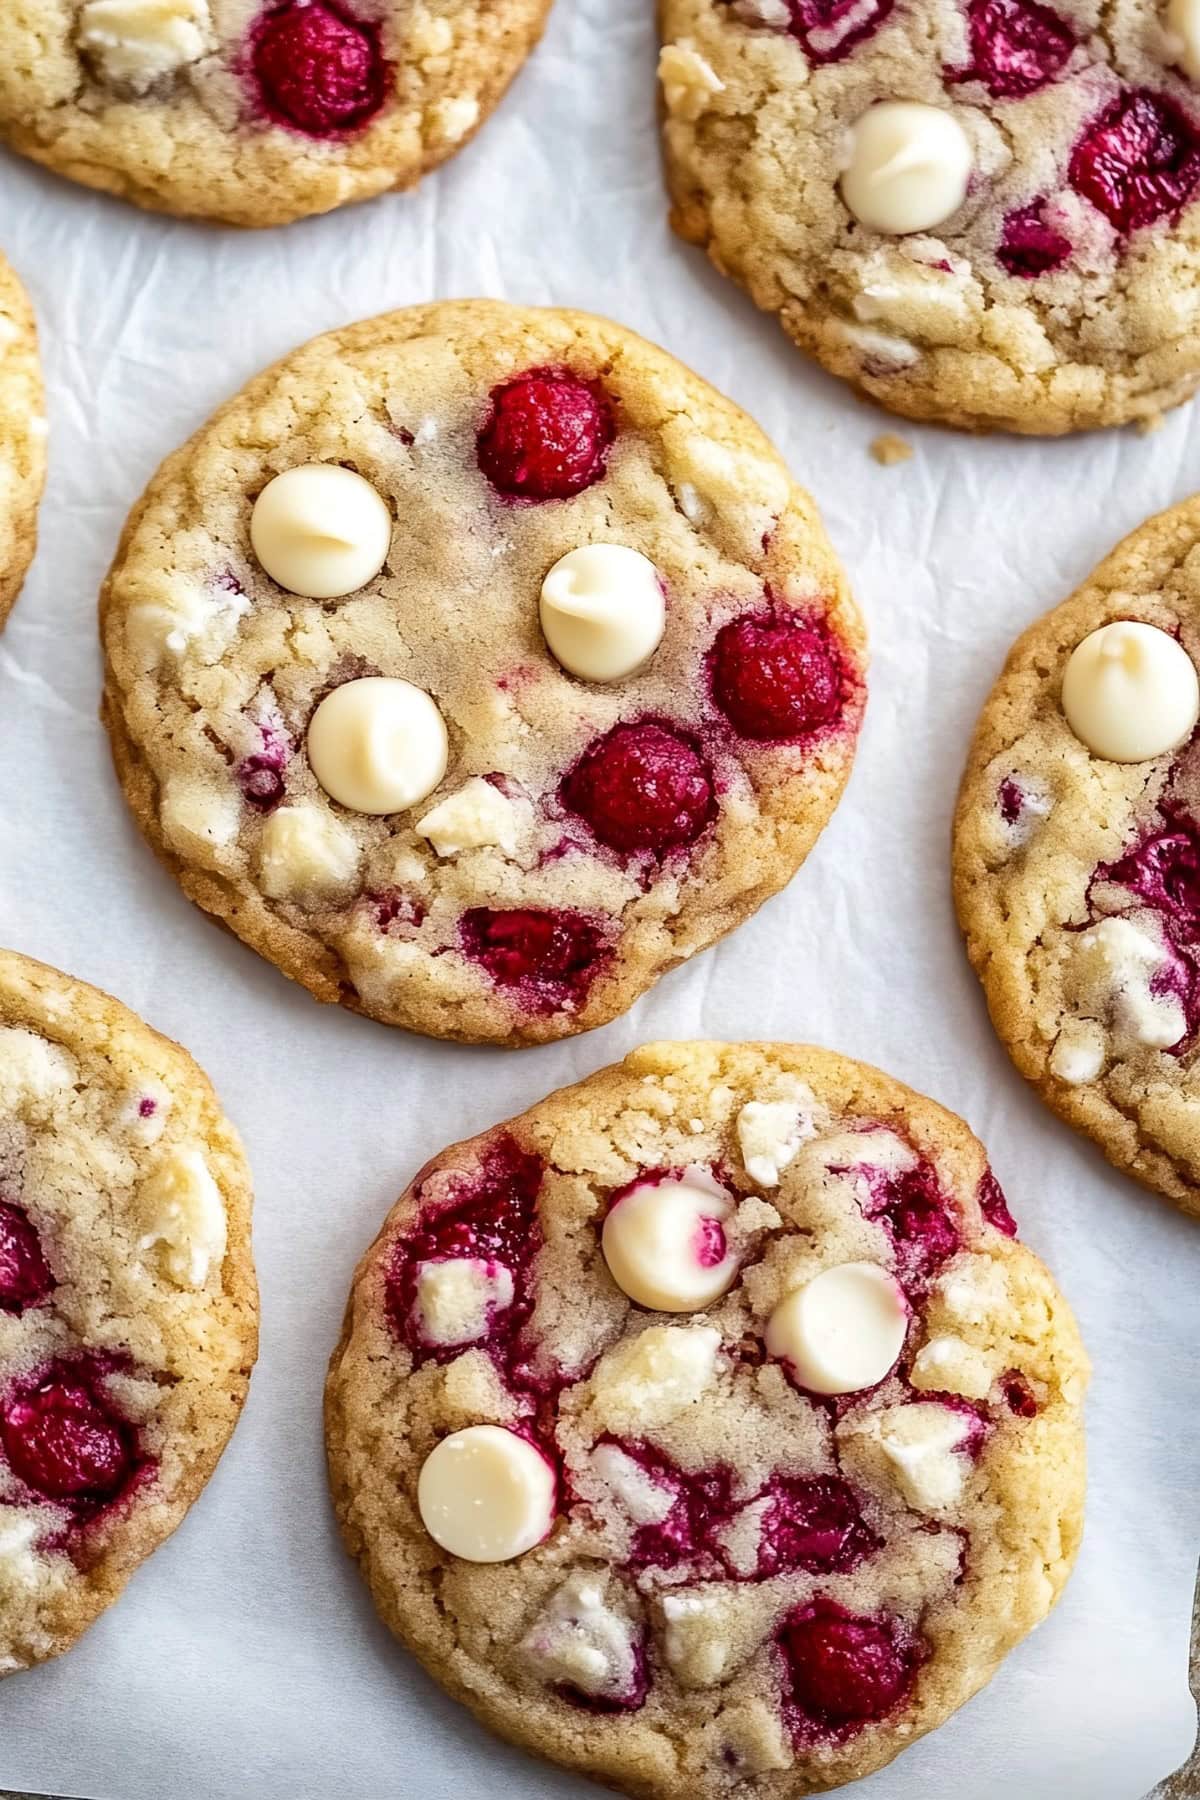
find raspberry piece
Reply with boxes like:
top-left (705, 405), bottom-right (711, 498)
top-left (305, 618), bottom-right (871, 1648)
top-left (998, 203), bottom-right (1072, 276)
top-left (709, 613), bottom-right (845, 742)
top-left (756, 1475), bottom-right (880, 1576)
top-left (781, 1602), bottom-right (921, 1734)
top-left (561, 721), bottom-right (714, 854)
top-left (854, 1159), bottom-right (962, 1292)
top-left (1001, 1370), bottom-right (1039, 1417)
top-left (477, 371), bottom-right (614, 501)
top-left (953, 0), bottom-right (1074, 98)
top-left (784, 0), bottom-right (895, 64)
top-left (250, 2), bottom-right (387, 138)
top-left (1069, 91), bottom-right (1200, 233)
top-left (2, 1367), bottom-right (135, 1509)
top-left (0, 1202), bottom-right (54, 1314)
top-left (459, 908), bottom-right (608, 1012)
top-left (978, 1169), bottom-right (1018, 1238)
top-left (1100, 820), bottom-right (1200, 937)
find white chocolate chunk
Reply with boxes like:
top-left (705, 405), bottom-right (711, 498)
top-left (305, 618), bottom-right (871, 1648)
top-left (872, 1403), bottom-right (973, 1509)
top-left (1070, 917), bottom-right (1186, 1053)
top-left (137, 1147), bottom-right (227, 1288)
top-left (588, 1325), bottom-right (722, 1433)
top-left (1049, 1017), bottom-right (1107, 1085)
top-left (765, 1262), bottom-right (908, 1395)
top-left (0, 1029), bottom-right (75, 1114)
top-left (429, 94), bottom-right (480, 143)
top-left (1168, 0), bottom-right (1200, 79)
top-left (1061, 622), bottom-right (1199, 762)
top-left (160, 778), bottom-right (241, 869)
top-left (416, 777), bottom-right (517, 857)
top-left (258, 804), bottom-right (360, 900)
top-left (588, 1443), bottom-right (676, 1526)
top-left (539, 545), bottom-right (666, 683)
top-left (0, 1510), bottom-right (41, 1592)
top-left (412, 1257), bottom-right (514, 1348)
top-left (78, 0), bottom-right (212, 90)
top-left (417, 1425), bottom-right (555, 1562)
top-left (736, 1081), bottom-right (818, 1187)
top-left (520, 1574), bottom-right (639, 1700)
top-left (658, 42), bottom-right (725, 121)
top-left (126, 579), bottom-right (247, 667)
top-left (250, 465), bottom-right (392, 600)
top-left (910, 1334), bottom-right (995, 1400)
top-left (841, 103), bottom-right (973, 235)
top-left (602, 1168), bottom-right (738, 1312)
top-left (661, 1592), bottom-right (732, 1687)
top-left (307, 678), bottom-right (448, 815)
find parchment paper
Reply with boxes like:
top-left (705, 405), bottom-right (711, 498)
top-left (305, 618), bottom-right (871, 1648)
top-left (0, 3), bottom-right (1198, 1794)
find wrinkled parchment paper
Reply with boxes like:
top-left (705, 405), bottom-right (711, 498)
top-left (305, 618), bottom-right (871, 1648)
top-left (1, 3), bottom-right (1198, 1794)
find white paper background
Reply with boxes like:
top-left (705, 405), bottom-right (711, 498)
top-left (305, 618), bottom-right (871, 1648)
top-left (0, 3), bottom-right (1198, 1795)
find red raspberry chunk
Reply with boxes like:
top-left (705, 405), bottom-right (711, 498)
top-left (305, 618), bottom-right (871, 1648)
top-left (709, 613), bottom-right (845, 742)
top-left (561, 721), bottom-right (714, 854)
top-left (0, 1202), bottom-right (54, 1313)
top-left (251, 2), bottom-right (387, 138)
top-left (2, 1367), bottom-right (136, 1509)
top-left (998, 203), bottom-right (1072, 276)
top-left (955, 0), bottom-right (1075, 98)
top-left (477, 371), bottom-right (614, 501)
top-left (459, 908), bottom-right (608, 1012)
top-left (781, 1601), bottom-right (923, 1735)
top-left (1069, 90), bottom-right (1200, 233)
top-left (785, 0), bottom-right (895, 63)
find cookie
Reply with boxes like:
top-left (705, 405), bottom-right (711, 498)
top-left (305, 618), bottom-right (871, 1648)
top-left (658, 0), bottom-right (1200, 434)
top-left (0, 253), bottom-right (45, 631)
top-left (0, 1), bottom-right (550, 227)
top-left (955, 493), bottom-right (1200, 1214)
top-left (99, 300), bottom-right (867, 1048)
top-left (0, 948), bottom-right (258, 1673)
top-left (325, 1039), bottom-right (1087, 1798)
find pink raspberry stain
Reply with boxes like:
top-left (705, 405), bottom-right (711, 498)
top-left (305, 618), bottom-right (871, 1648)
top-left (387, 1135), bottom-right (544, 1375)
top-left (708, 611), bottom-right (850, 744)
top-left (1, 1361), bottom-right (144, 1518)
top-left (476, 369), bottom-right (615, 502)
top-left (370, 891), bottom-right (426, 935)
top-left (998, 202), bottom-right (1072, 276)
top-left (755, 1474), bottom-right (882, 1577)
top-left (248, 2), bottom-right (389, 138)
top-left (1069, 90), bottom-right (1200, 233)
top-left (950, 0), bottom-right (1075, 98)
top-left (1089, 813), bottom-right (1200, 1046)
top-left (998, 777), bottom-right (1027, 824)
top-left (779, 1600), bottom-right (925, 1740)
top-left (458, 907), bottom-right (610, 1014)
top-left (977, 1169), bottom-right (1018, 1238)
top-left (560, 720), bottom-right (716, 857)
top-left (0, 1202), bottom-right (54, 1314)
top-left (693, 1211), bottom-right (729, 1269)
top-left (783, 0), bottom-right (896, 65)
top-left (237, 713), bottom-right (291, 813)
top-left (850, 1156), bottom-right (962, 1292)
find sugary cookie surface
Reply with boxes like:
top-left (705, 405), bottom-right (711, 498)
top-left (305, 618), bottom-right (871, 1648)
top-left (325, 1041), bottom-right (1087, 1797)
top-left (100, 301), bottom-right (866, 1048)
top-left (0, 253), bottom-right (46, 630)
top-left (0, 949), bottom-right (257, 1672)
top-left (0, 1), bottom-right (550, 226)
top-left (955, 493), bottom-right (1200, 1213)
top-left (658, 0), bottom-right (1200, 433)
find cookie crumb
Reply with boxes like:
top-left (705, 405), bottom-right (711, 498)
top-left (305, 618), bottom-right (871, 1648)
top-left (870, 433), bottom-right (913, 467)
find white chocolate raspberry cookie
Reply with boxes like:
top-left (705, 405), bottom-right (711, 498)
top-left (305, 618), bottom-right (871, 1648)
top-left (0, 253), bottom-right (45, 631)
top-left (325, 1041), bottom-right (1087, 1798)
top-left (99, 301), bottom-right (867, 1048)
top-left (955, 493), bottom-right (1200, 1215)
top-left (659, 0), bottom-right (1200, 434)
top-left (0, 948), bottom-right (257, 1673)
top-left (0, 1), bottom-right (550, 227)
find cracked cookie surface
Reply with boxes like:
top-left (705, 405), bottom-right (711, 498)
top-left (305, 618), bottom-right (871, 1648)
top-left (0, 1), bottom-right (551, 227)
top-left (0, 948), bottom-right (257, 1673)
top-left (955, 493), bottom-right (1200, 1214)
top-left (0, 253), bottom-right (45, 631)
top-left (658, 0), bottom-right (1200, 434)
top-left (99, 300), bottom-right (866, 1048)
top-left (325, 1039), bottom-right (1087, 1798)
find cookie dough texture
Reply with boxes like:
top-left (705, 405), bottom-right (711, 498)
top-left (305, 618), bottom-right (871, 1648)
top-left (0, 948), bottom-right (258, 1672)
top-left (100, 300), bottom-right (866, 1048)
top-left (0, 1), bottom-right (551, 227)
top-left (658, 0), bottom-right (1200, 434)
top-left (954, 494), bottom-right (1200, 1213)
top-left (0, 254), bottom-right (45, 630)
top-left (326, 1040), bottom-right (1088, 1799)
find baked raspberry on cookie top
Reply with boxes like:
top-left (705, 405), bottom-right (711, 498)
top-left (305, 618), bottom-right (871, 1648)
top-left (325, 1041), bottom-right (1088, 1798)
top-left (0, 949), bottom-right (257, 1674)
top-left (100, 301), bottom-right (866, 1048)
top-left (659, 0), bottom-right (1200, 432)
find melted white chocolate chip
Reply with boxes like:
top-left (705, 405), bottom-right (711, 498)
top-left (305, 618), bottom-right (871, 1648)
top-left (307, 678), bottom-right (448, 815)
top-left (766, 1262), bottom-right (908, 1394)
top-left (1061, 622), bottom-right (1199, 762)
top-left (250, 465), bottom-right (392, 600)
top-left (841, 103), bottom-right (973, 235)
top-left (601, 1167), bottom-right (738, 1311)
top-left (417, 1425), bottom-right (555, 1562)
top-left (539, 545), bottom-right (666, 683)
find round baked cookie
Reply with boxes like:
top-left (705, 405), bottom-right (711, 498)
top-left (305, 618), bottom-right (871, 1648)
top-left (954, 493), bottom-right (1200, 1214)
top-left (658, 0), bottom-right (1200, 434)
top-left (99, 301), bottom-right (867, 1048)
top-left (0, 253), bottom-right (45, 630)
top-left (0, 948), bottom-right (257, 1673)
top-left (325, 1040), bottom-right (1088, 1798)
top-left (0, 1), bottom-right (551, 228)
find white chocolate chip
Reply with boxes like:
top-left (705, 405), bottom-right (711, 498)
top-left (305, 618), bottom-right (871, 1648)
top-left (519, 1574), bottom-right (640, 1700)
top-left (411, 1257), bottom-right (514, 1349)
top-left (588, 1325), bottom-right (722, 1433)
top-left (736, 1081), bottom-right (818, 1187)
top-left (841, 103), bottom-right (973, 235)
top-left (765, 1262), bottom-right (908, 1395)
top-left (1061, 622), bottom-right (1199, 762)
top-left (258, 804), bottom-right (360, 901)
top-left (910, 1334), bottom-right (995, 1400)
top-left (78, 0), bottom-right (212, 90)
top-left (418, 1426), bottom-right (555, 1562)
top-left (1049, 1017), bottom-right (1107, 1085)
top-left (539, 545), bottom-right (666, 682)
top-left (588, 1443), bottom-right (676, 1525)
top-left (1070, 916), bottom-right (1186, 1053)
top-left (872, 1403), bottom-right (974, 1509)
top-left (160, 779), bottom-right (241, 870)
top-left (250, 465), bottom-right (392, 600)
top-left (137, 1147), bottom-right (227, 1288)
top-left (837, 323), bottom-right (921, 370)
top-left (307, 678), bottom-right (448, 815)
top-left (416, 778), bottom-right (517, 857)
top-left (1168, 0), bottom-right (1200, 77)
top-left (658, 42), bottom-right (725, 120)
top-left (601, 1168), bottom-right (738, 1312)
top-left (0, 1029), bottom-right (75, 1114)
